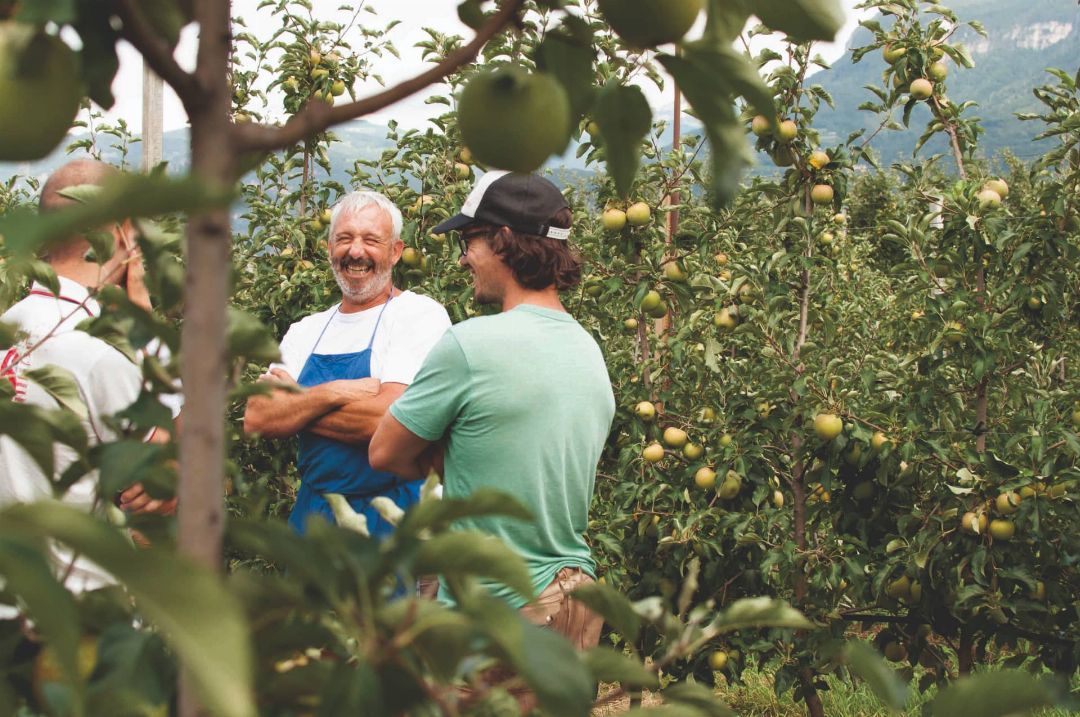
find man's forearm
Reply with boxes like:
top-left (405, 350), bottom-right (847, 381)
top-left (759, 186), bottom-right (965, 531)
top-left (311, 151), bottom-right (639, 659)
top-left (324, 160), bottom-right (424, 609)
top-left (307, 384), bottom-right (404, 444)
top-left (243, 383), bottom-right (346, 438)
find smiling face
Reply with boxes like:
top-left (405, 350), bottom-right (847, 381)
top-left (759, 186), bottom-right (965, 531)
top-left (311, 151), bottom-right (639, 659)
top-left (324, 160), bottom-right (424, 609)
top-left (459, 225), bottom-right (513, 306)
top-left (327, 203), bottom-right (402, 312)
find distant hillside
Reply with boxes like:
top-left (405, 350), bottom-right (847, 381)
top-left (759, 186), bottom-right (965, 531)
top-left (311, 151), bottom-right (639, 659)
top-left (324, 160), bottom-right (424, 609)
top-left (811, 0), bottom-right (1078, 166)
top-left (2, 0), bottom-right (1075, 189)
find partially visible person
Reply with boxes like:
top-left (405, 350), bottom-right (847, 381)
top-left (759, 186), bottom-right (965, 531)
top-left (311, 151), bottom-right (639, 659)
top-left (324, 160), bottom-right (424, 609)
top-left (369, 171), bottom-right (615, 709)
top-left (0, 158), bottom-right (181, 594)
top-left (243, 190), bottom-right (450, 539)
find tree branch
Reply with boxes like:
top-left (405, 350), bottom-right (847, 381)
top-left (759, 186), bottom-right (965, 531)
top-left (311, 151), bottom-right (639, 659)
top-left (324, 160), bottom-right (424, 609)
top-left (113, 0), bottom-right (203, 108)
top-left (232, 0), bottom-right (527, 154)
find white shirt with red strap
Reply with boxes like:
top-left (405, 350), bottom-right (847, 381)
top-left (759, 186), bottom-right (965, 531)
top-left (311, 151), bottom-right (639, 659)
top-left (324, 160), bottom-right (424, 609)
top-left (0, 277), bottom-right (172, 594)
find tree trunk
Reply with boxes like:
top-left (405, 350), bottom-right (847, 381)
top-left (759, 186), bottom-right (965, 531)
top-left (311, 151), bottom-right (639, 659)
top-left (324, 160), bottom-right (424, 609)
top-left (178, 1), bottom-right (235, 715)
top-left (957, 629), bottom-right (976, 675)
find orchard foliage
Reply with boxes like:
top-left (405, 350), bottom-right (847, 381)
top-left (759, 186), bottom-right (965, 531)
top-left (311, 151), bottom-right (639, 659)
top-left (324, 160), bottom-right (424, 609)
top-left (0, 1), bottom-right (1077, 716)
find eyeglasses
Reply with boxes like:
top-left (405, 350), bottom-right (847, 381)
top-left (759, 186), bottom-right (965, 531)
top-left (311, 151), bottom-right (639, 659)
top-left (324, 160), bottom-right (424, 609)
top-left (457, 229), bottom-right (490, 257)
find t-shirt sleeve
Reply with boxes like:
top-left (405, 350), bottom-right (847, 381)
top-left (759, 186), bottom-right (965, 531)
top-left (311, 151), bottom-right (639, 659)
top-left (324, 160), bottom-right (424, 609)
top-left (272, 321), bottom-right (307, 378)
top-left (379, 299), bottom-right (452, 385)
top-left (389, 330), bottom-right (469, 442)
top-left (83, 348), bottom-right (144, 442)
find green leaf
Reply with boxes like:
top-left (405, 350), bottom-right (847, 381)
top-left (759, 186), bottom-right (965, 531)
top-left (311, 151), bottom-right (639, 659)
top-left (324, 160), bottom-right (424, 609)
top-left (570, 582), bottom-right (641, 643)
top-left (24, 365), bottom-right (88, 420)
top-left (752, 0), bottom-right (845, 42)
top-left (535, 27), bottom-right (596, 125)
top-left (399, 488), bottom-right (533, 535)
top-left (582, 647), bottom-right (658, 689)
top-left (658, 52), bottom-right (751, 206)
top-left (0, 174), bottom-right (232, 260)
top-left (87, 624), bottom-right (174, 714)
top-left (592, 82), bottom-right (652, 198)
top-left (0, 537), bottom-right (82, 706)
top-left (139, 0), bottom-right (190, 49)
top-left (0, 321), bottom-right (20, 350)
top-left (0, 503), bottom-right (256, 717)
top-left (0, 401), bottom-right (61, 477)
top-left (663, 681), bottom-right (735, 716)
top-left (703, 0), bottom-right (751, 43)
top-left (709, 597), bottom-right (813, 633)
top-left (95, 440), bottom-right (170, 499)
top-left (844, 641), bottom-right (908, 713)
top-left (678, 43), bottom-right (775, 120)
top-left (14, 0), bottom-right (77, 24)
top-left (929, 671), bottom-right (1069, 717)
top-left (413, 532), bottom-right (534, 601)
top-left (227, 308), bottom-right (281, 364)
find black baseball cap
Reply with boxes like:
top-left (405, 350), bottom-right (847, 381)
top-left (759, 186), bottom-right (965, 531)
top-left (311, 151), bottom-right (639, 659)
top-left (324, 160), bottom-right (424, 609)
top-left (431, 171), bottom-right (571, 240)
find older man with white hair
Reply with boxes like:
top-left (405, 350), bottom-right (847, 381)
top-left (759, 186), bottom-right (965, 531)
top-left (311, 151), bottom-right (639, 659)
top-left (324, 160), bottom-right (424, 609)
top-left (244, 191), bottom-right (450, 538)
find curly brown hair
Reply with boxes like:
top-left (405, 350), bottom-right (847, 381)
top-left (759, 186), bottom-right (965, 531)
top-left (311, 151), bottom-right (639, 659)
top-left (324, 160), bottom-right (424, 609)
top-left (480, 207), bottom-right (582, 291)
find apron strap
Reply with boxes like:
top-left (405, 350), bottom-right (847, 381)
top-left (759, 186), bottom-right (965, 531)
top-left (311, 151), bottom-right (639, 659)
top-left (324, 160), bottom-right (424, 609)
top-left (366, 290), bottom-right (394, 351)
top-left (309, 288), bottom-right (396, 357)
top-left (309, 305), bottom-right (339, 356)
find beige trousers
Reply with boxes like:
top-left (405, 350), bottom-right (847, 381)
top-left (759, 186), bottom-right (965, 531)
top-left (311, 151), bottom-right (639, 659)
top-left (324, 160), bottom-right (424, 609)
top-left (462, 566), bottom-right (604, 714)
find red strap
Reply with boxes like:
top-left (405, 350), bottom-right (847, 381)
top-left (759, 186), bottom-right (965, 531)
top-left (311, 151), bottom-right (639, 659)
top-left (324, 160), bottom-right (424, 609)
top-left (28, 290), bottom-right (94, 318)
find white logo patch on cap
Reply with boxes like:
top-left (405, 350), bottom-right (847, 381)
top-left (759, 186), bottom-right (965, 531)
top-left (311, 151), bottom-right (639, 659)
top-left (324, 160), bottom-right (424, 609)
top-left (460, 170), bottom-right (509, 220)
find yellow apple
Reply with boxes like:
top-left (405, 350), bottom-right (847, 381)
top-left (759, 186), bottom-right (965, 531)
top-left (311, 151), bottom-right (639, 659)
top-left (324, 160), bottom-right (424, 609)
top-left (811, 184), bottom-right (834, 204)
top-left (663, 426), bottom-right (689, 448)
top-left (813, 413), bottom-right (843, 441)
top-left (602, 208), bottom-right (628, 231)
top-left (634, 401), bottom-right (657, 421)
top-left (694, 466), bottom-right (717, 489)
top-left (642, 443), bottom-right (665, 463)
top-left (626, 202), bottom-right (652, 226)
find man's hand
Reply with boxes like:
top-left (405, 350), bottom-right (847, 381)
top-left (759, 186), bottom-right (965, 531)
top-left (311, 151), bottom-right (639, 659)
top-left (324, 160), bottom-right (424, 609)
top-left (118, 483), bottom-right (177, 516)
top-left (259, 366), bottom-right (298, 387)
top-left (123, 230), bottom-right (152, 312)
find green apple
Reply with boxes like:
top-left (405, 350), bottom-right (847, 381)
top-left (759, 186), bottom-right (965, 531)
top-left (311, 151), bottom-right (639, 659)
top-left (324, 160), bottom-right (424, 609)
top-left (776, 119), bottom-right (798, 143)
top-left (813, 413), bottom-right (843, 441)
top-left (694, 466), bottom-right (716, 489)
top-left (634, 401), bottom-right (657, 421)
top-left (713, 308), bottom-right (737, 330)
top-left (602, 208), bottom-right (627, 231)
top-left (984, 178), bottom-right (1009, 198)
top-left (811, 184), bottom-right (834, 204)
top-left (977, 188), bottom-right (1002, 209)
top-left (882, 44), bottom-right (906, 63)
top-left (751, 114), bottom-right (772, 137)
top-left (640, 290), bottom-right (662, 312)
top-left (458, 65), bottom-right (571, 173)
top-left (909, 78), bottom-right (933, 100)
top-left (0, 23), bottom-right (83, 161)
top-left (662, 426), bottom-right (688, 448)
top-left (596, 0), bottom-right (704, 48)
top-left (642, 442), bottom-right (665, 463)
top-left (626, 202), bottom-right (651, 226)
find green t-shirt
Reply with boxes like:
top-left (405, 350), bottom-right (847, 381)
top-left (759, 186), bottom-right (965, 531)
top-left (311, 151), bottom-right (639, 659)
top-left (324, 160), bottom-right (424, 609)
top-left (389, 304), bottom-right (615, 608)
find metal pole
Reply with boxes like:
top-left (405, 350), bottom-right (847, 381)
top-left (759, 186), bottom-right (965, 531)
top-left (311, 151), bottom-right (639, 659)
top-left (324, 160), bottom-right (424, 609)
top-left (142, 61), bottom-right (164, 171)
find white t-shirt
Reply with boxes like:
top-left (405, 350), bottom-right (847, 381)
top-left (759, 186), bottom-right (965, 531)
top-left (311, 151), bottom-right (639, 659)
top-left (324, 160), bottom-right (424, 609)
top-left (274, 290), bottom-right (451, 386)
top-left (0, 277), bottom-right (179, 595)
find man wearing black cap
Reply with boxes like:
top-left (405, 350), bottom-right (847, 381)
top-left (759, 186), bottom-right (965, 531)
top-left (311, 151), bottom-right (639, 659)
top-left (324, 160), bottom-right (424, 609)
top-left (370, 171), bottom-right (615, 688)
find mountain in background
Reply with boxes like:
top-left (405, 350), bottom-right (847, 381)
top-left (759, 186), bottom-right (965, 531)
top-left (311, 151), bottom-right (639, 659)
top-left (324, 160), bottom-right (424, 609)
top-left (1, 0), bottom-right (1075, 188)
top-left (810, 0), bottom-right (1077, 167)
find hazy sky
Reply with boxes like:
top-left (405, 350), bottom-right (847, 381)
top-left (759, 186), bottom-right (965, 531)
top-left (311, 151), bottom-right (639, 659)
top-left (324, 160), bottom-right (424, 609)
top-left (99, 0), bottom-right (870, 133)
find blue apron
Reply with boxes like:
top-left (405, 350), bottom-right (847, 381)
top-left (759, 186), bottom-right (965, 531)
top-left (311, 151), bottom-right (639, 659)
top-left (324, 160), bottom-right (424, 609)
top-left (289, 294), bottom-right (422, 537)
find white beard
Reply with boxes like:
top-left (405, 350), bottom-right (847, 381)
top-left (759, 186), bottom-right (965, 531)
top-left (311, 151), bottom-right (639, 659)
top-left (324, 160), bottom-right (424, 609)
top-left (332, 258), bottom-right (393, 305)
